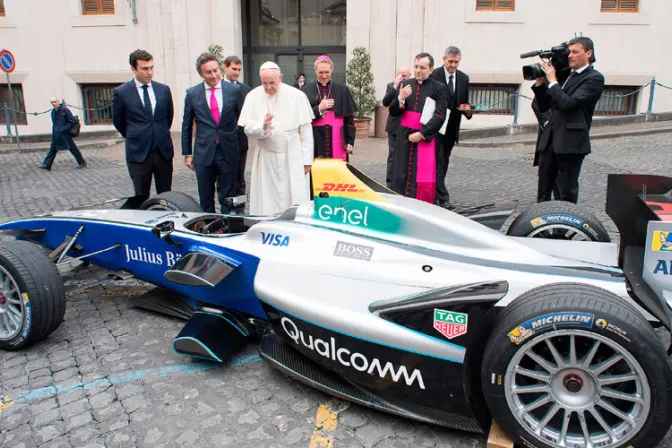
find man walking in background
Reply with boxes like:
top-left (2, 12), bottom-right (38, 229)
top-left (40, 97), bottom-right (87, 171)
top-left (112, 49), bottom-right (175, 200)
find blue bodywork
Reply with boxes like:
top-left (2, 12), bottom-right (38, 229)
top-left (0, 217), bottom-right (265, 319)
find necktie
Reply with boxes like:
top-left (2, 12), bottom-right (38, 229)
top-left (562, 72), bottom-right (575, 90)
top-left (141, 85), bottom-right (152, 118)
top-left (210, 87), bottom-right (220, 125)
top-left (448, 75), bottom-right (455, 97)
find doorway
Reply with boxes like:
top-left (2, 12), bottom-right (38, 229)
top-left (242, 0), bottom-right (347, 87)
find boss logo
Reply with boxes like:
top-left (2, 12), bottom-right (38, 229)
top-left (333, 241), bottom-right (374, 261)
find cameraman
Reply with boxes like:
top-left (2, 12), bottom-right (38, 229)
top-left (532, 36), bottom-right (604, 204)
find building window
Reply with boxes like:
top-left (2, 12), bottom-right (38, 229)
top-left (469, 84), bottom-right (518, 114)
top-left (0, 1), bottom-right (6, 16)
top-left (594, 86), bottom-right (639, 116)
top-left (601, 0), bottom-right (638, 12)
top-left (0, 84), bottom-right (28, 125)
top-left (81, 84), bottom-right (117, 124)
top-left (476, 0), bottom-right (515, 11)
top-left (82, 0), bottom-right (115, 15)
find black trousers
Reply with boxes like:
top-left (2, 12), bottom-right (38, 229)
top-left (435, 136), bottom-right (456, 204)
top-left (195, 144), bottom-right (237, 214)
top-left (386, 133), bottom-right (396, 188)
top-left (537, 144), bottom-right (585, 204)
top-left (42, 141), bottom-right (86, 169)
top-left (236, 150), bottom-right (247, 196)
top-left (127, 149), bottom-right (173, 199)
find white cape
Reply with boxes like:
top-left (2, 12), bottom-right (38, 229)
top-left (238, 83), bottom-right (315, 215)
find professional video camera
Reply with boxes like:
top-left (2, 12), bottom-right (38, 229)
top-left (520, 42), bottom-right (571, 83)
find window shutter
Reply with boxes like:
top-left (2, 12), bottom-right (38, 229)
top-left (0, 1), bottom-right (5, 16)
top-left (619, 0), bottom-right (638, 11)
top-left (495, 0), bottom-right (514, 10)
top-left (101, 0), bottom-right (115, 14)
top-left (82, 0), bottom-right (100, 14)
top-left (601, 0), bottom-right (638, 12)
top-left (476, 0), bottom-right (494, 10)
top-left (601, 0), bottom-right (618, 10)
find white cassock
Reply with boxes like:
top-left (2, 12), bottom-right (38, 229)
top-left (238, 83), bottom-right (315, 215)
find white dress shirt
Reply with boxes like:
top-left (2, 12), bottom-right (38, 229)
top-left (134, 78), bottom-right (156, 112)
top-left (204, 81), bottom-right (223, 115)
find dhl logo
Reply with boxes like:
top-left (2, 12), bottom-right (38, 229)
top-left (320, 183), bottom-right (365, 193)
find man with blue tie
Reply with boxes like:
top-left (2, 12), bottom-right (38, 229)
top-left (182, 52), bottom-right (244, 213)
top-left (112, 49), bottom-right (175, 200)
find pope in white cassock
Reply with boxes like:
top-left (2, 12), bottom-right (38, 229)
top-left (238, 61), bottom-right (315, 215)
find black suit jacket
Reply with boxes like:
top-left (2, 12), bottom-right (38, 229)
top-left (382, 81), bottom-right (401, 135)
top-left (51, 104), bottom-right (77, 150)
top-left (429, 68), bottom-right (472, 144)
top-left (532, 66), bottom-right (605, 155)
top-left (181, 80), bottom-right (243, 166)
top-left (230, 81), bottom-right (251, 153)
top-left (112, 80), bottom-right (175, 163)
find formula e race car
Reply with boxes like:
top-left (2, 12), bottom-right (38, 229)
top-left (2, 159), bottom-right (672, 448)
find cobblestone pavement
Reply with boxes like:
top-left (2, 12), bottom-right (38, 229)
top-left (2, 133), bottom-right (672, 447)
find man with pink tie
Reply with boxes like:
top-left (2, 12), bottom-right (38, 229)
top-left (181, 52), bottom-right (244, 213)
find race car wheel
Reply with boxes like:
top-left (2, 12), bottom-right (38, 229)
top-left (481, 284), bottom-right (672, 448)
top-left (506, 201), bottom-right (610, 242)
top-left (0, 241), bottom-right (66, 350)
top-left (140, 191), bottom-right (201, 212)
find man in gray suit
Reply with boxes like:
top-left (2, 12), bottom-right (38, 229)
top-left (182, 52), bottom-right (244, 213)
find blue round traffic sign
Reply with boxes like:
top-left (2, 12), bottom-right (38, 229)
top-left (0, 50), bottom-right (16, 73)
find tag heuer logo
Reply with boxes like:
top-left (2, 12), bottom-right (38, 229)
top-left (433, 309), bottom-right (468, 340)
top-left (333, 241), bottom-right (374, 261)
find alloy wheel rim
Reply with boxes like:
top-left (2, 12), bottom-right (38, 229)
top-left (146, 204), bottom-right (174, 211)
top-left (0, 265), bottom-right (25, 341)
top-left (504, 330), bottom-right (650, 448)
top-left (527, 224), bottom-right (592, 241)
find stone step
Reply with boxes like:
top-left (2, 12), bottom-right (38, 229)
top-left (0, 138), bottom-right (124, 154)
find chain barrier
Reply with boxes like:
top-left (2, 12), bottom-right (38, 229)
top-left (656, 80), bottom-right (672, 91)
top-left (3, 101), bottom-right (113, 117)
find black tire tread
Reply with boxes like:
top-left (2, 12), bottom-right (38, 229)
top-left (140, 191), bottom-right (201, 212)
top-left (0, 240), bottom-right (65, 349)
top-left (507, 201), bottom-right (610, 242)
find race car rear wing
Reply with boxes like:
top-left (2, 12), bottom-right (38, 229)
top-left (606, 174), bottom-right (672, 266)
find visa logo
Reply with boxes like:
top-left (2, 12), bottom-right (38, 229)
top-left (261, 232), bottom-right (290, 247)
top-left (654, 259), bottom-right (672, 275)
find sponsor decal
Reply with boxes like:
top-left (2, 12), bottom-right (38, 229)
top-left (281, 317), bottom-right (425, 389)
top-left (508, 312), bottom-right (594, 345)
top-left (145, 212), bottom-right (180, 225)
top-left (260, 232), bottom-right (290, 247)
top-left (124, 244), bottom-right (182, 267)
top-left (319, 183), bottom-right (365, 193)
top-left (530, 214), bottom-right (584, 229)
top-left (313, 197), bottom-right (402, 233)
top-left (653, 259), bottom-right (672, 275)
top-left (596, 318), bottom-right (630, 342)
top-left (433, 309), bottom-right (468, 340)
top-left (333, 241), bottom-right (373, 261)
top-left (652, 231), bottom-right (672, 252)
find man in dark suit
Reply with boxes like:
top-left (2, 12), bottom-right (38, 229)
top-left (222, 55), bottom-right (252, 207)
top-left (40, 98), bottom-right (87, 170)
top-left (430, 46), bottom-right (473, 209)
top-left (381, 66), bottom-right (410, 188)
top-left (182, 52), bottom-right (244, 214)
top-left (112, 49), bottom-right (175, 200)
top-left (532, 36), bottom-right (605, 204)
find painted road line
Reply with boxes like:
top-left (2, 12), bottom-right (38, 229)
top-left (10, 353), bottom-right (261, 404)
top-left (310, 398), bottom-right (349, 448)
top-left (0, 395), bottom-right (15, 416)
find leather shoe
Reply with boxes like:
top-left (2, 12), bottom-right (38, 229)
top-left (76, 162), bottom-right (87, 169)
top-left (39, 165), bottom-right (51, 171)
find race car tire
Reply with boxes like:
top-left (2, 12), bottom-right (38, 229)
top-left (506, 201), bottom-right (610, 242)
top-left (140, 191), bottom-right (202, 212)
top-left (481, 283), bottom-right (672, 448)
top-left (0, 241), bottom-right (66, 350)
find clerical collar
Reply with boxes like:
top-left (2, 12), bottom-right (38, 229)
top-left (319, 80), bottom-right (331, 87)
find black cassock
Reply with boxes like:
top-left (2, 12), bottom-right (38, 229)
top-left (388, 77), bottom-right (447, 204)
top-left (302, 80), bottom-right (357, 161)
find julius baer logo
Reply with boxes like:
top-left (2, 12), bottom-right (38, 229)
top-left (281, 317), bottom-right (425, 389)
top-left (124, 245), bottom-right (182, 266)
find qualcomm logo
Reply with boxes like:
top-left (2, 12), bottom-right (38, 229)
top-left (317, 204), bottom-right (370, 227)
top-left (281, 317), bottom-right (425, 389)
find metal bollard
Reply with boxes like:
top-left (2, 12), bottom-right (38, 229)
top-left (512, 90), bottom-right (520, 126)
top-left (648, 77), bottom-right (656, 114)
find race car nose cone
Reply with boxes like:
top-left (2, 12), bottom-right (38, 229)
top-left (564, 374), bottom-right (583, 393)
